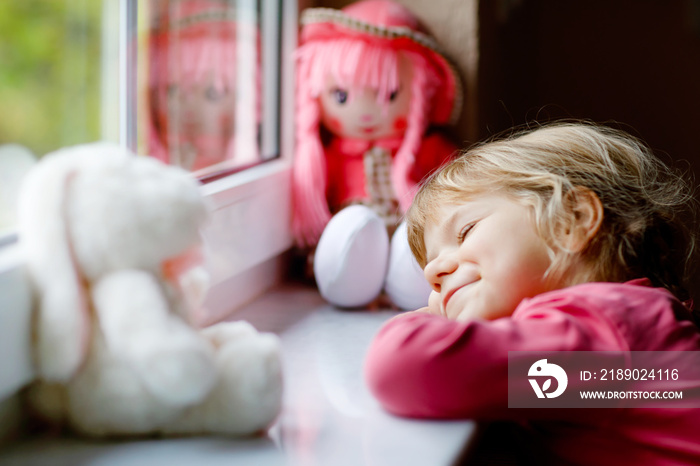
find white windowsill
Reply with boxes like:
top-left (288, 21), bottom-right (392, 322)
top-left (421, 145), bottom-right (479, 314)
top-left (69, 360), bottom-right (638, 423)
top-left (0, 244), bottom-right (34, 402)
top-left (0, 284), bottom-right (477, 465)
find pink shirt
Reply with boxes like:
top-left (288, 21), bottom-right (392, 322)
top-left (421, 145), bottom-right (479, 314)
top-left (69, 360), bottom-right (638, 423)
top-left (365, 279), bottom-right (700, 465)
top-left (325, 132), bottom-right (456, 211)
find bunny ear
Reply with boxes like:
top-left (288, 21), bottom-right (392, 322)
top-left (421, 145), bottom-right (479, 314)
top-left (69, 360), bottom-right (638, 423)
top-left (17, 150), bottom-right (92, 382)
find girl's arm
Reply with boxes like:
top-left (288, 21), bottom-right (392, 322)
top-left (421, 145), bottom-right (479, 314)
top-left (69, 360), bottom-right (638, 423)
top-left (364, 294), bottom-right (624, 420)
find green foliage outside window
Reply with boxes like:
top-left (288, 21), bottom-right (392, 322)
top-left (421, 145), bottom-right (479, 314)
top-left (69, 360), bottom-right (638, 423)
top-left (0, 0), bottom-right (102, 158)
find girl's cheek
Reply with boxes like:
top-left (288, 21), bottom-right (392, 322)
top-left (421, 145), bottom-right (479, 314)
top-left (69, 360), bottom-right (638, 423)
top-left (393, 117), bottom-right (408, 132)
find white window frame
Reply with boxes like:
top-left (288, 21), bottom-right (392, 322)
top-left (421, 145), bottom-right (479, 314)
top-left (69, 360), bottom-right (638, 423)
top-left (195, 0), bottom-right (297, 323)
top-left (0, 0), bottom-right (297, 406)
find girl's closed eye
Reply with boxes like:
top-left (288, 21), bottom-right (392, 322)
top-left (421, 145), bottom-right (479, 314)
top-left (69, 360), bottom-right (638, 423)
top-left (457, 222), bottom-right (477, 243)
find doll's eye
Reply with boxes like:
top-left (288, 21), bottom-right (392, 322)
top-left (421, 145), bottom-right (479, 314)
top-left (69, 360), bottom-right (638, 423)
top-left (205, 85), bottom-right (225, 101)
top-left (388, 89), bottom-right (400, 102)
top-left (332, 88), bottom-right (348, 104)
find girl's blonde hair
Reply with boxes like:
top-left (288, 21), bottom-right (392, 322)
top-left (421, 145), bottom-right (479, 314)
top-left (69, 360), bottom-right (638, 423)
top-left (407, 121), bottom-right (698, 300)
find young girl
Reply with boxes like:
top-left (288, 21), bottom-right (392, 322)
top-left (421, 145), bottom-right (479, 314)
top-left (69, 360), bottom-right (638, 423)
top-left (292, 0), bottom-right (461, 310)
top-left (365, 122), bottom-right (700, 465)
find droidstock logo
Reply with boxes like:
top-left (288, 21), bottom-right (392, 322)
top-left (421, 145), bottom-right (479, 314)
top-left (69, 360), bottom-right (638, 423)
top-left (528, 359), bottom-right (568, 399)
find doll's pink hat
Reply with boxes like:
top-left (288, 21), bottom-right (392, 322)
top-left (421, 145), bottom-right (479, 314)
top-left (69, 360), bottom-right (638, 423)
top-left (300, 0), bottom-right (462, 125)
top-left (150, 0), bottom-right (238, 36)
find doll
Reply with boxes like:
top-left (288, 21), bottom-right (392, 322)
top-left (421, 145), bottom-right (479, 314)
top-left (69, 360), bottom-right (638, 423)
top-left (148, 0), bottom-right (260, 174)
top-left (292, 0), bottom-right (462, 310)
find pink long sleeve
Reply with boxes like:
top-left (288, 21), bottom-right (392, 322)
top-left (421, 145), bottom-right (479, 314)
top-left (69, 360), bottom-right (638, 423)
top-left (365, 280), bottom-right (700, 465)
top-left (364, 280), bottom-right (696, 419)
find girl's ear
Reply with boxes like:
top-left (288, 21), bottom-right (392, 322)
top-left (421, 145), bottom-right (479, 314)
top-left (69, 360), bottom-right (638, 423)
top-left (562, 186), bottom-right (604, 253)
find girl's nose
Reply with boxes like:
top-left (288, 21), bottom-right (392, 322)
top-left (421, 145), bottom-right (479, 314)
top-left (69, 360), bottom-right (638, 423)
top-left (360, 114), bottom-right (373, 123)
top-left (423, 254), bottom-right (458, 292)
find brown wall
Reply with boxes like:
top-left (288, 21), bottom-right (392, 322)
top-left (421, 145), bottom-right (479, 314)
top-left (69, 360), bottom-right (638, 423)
top-left (479, 0), bottom-right (700, 166)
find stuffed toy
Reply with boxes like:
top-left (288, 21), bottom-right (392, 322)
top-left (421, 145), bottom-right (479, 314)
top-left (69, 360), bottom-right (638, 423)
top-left (292, 0), bottom-right (462, 310)
top-left (147, 0), bottom-right (260, 174)
top-left (17, 143), bottom-right (283, 437)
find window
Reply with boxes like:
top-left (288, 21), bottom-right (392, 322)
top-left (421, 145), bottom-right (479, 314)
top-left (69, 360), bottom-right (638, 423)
top-left (0, 0), bottom-right (296, 397)
top-left (0, 0), bottom-right (104, 234)
top-left (0, 0), bottom-right (288, 230)
top-left (139, 0), bottom-right (282, 181)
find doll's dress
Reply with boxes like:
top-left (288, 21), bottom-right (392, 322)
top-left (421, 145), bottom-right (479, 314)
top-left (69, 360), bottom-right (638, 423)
top-left (314, 134), bottom-right (453, 309)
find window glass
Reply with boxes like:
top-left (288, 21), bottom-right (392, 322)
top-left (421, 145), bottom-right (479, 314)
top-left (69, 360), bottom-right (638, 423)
top-left (0, 0), bottom-right (105, 234)
top-left (0, 1), bottom-right (103, 155)
top-left (142, 0), bottom-right (280, 180)
top-left (0, 0), bottom-right (282, 235)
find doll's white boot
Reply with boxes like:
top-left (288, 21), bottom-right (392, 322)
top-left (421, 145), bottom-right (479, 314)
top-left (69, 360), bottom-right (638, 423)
top-left (384, 221), bottom-right (431, 310)
top-left (314, 205), bottom-right (389, 308)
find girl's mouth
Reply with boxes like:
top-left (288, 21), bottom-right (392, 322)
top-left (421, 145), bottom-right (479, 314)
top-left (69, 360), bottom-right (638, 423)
top-left (442, 279), bottom-right (480, 314)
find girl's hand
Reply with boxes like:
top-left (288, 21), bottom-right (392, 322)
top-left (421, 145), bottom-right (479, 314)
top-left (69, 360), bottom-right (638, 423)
top-left (427, 290), bottom-right (442, 316)
top-left (384, 291), bottom-right (444, 324)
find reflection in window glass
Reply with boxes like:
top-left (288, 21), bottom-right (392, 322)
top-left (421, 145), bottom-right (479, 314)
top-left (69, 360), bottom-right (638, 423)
top-left (145, 0), bottom-right (275, 178)
top-left (0, 0), bottom-right (282, 234)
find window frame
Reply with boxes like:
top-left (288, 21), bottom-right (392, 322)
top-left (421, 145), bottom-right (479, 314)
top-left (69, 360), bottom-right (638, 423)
top-left (0, 0), bottom-right (297, 401)
top-left (184, 0), bottom-right (297, 322)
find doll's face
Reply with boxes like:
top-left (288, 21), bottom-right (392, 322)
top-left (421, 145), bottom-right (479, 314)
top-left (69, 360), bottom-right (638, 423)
top-left (319, 55), bottom-right (413, 140)
top-left (153, 71), bottom-right (236, 169)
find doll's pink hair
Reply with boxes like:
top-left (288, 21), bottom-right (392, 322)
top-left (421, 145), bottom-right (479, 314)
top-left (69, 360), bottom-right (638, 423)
top-left (292, 38), bottom-right (440, 246)
top-left (148, 23), bottom-right (238, 165)
top-left (147, 0), bottom-right (262, 171)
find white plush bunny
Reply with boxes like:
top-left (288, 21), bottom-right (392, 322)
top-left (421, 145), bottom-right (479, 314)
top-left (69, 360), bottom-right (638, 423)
top-left (17, 143), bottom-right (282, 437)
